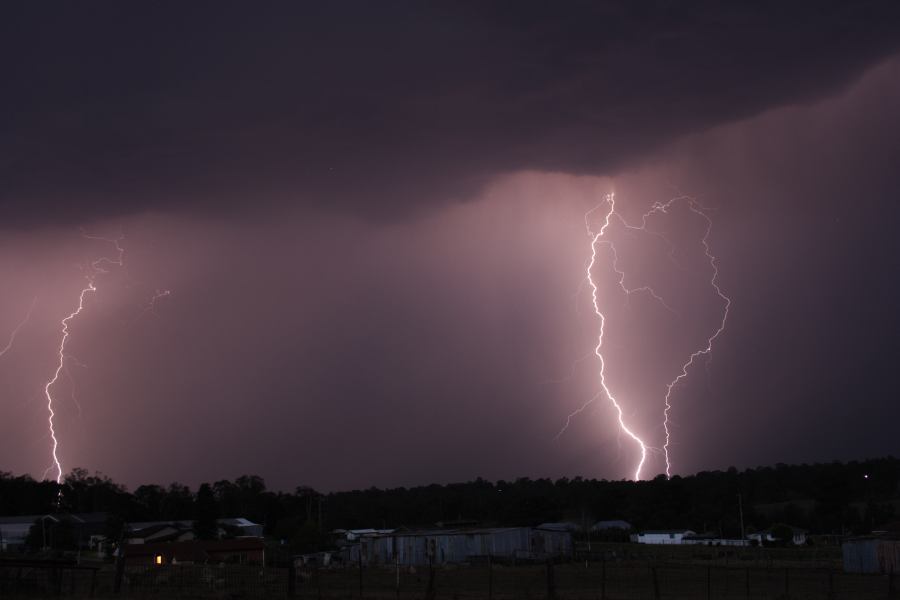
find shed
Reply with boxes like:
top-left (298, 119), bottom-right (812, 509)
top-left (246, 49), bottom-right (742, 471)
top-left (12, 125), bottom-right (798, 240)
top-left (346, 526), bottom-right (571, 566)
top-left (842, 537), bottom-right (900, 574)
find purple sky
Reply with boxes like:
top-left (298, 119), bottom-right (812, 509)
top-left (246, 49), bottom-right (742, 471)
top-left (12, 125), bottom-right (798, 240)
top-left (2, 3), bottom-right (900, 491)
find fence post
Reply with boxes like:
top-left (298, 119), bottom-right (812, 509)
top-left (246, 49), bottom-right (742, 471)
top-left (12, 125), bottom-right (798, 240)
top-left (395, 554), bottom-right (400, 600)
top-left (650, 565), bottom-right (660, 600)
top-left (90, 568), bottom-right (97, 598)
top-left (425, 556), bottom-right (435, 600)
top-left (113, 553), bottom-right (125, 594)
top-left (488, 554), bottom-right (493, 600)
top-left (546, 558), bottom-right (556, 600)
top-left (287, 559), bottom-right (296, 597)
top-left (358, 549), bottom-right (364, 599)
top-left (707, 566), bottom-right (711, 600)
top-left (601, 557), bottom-right (607, 600)
top-left (889, 564), bottom-right (896, 598)
top-left (784, 567), bottom-right (789, 597)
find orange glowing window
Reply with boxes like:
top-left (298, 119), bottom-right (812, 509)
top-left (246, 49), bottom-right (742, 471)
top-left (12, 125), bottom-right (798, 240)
top-left (155, 555), bottom-right (163, 566)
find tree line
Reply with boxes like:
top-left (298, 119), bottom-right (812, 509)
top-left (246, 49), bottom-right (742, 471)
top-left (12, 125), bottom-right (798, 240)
top-left (1, 458), bottom-right (897, 553)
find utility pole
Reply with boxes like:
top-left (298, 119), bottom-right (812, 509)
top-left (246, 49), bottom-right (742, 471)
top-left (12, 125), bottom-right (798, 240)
top-left (737, 494), bottom-right (746, 542)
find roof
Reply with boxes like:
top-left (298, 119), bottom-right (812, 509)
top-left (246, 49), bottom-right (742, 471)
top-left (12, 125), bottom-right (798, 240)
top-left (130, 524), bottom-right (180, 537)
top-left (639, 530), bottom-right (695, 535)
top-left (0, 515), bottom-right (42, 525)
top-left (753, 525), bottom-right (807, 535)
top-left (536, 523), bottom-right (579, 532)
top-left (374, 527), bottom-right (529, 538)
top-left (129, 517), bottom-right (261, 531)
top-left (593, 520), bottom-right (632, 530)
top-left (219, 518), bottom-right (258, 527)
top-left (0, 512), bottom-right (109, 525)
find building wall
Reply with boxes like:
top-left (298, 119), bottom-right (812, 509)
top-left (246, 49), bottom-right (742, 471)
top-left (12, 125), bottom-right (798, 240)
top-left (351, 528), bottom-right (571, 566)
top-left (843, 540), bottom-right (900, 574)
top-left (637, 533), bottom-right (688, 545)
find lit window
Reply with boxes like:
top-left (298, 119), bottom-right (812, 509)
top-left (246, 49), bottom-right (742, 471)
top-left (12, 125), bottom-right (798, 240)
top-left (155, 555), bottom-right (163, 566)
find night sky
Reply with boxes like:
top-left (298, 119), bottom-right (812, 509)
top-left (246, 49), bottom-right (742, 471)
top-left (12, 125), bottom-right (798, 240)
top-left (2, 2), bottom-right (899, 491)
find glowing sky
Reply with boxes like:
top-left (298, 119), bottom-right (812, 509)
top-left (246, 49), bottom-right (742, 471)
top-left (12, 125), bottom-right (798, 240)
top-left (1, 3), bottom-right (899, 491)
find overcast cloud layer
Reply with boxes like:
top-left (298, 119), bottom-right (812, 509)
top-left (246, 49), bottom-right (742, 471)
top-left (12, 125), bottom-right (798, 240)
top-left (1, 4), bottom-right (899, 491)
top-left (3, 2), bottom-right (900, 225)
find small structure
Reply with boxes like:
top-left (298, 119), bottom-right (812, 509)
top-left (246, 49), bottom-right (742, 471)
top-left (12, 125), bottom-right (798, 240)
top-left (0, 512), bottom-right (108, 551)
top-left (592, 520), bottom-right (632, 531)
top-left (219, 517), bottom-right (264, 538)
top-left (682, 534), bottom-right (749, 547)
top-left (747, 526), bottom-right (807, 546)
top-left (633, 530), bottom-right (696, 545)
top-left (842, 536), bottom-right (900, 574)
top-left (124, 538), bottom-right (266, 566)
top-left (126, 517), bottom-right (263, 543)
top-left (0, 516), bottom-right (41, 552)
top-left (127, 523), bottom-right (195, 544)
top-left (536, 522), bottom-right (581, 533)
top-left (344, 526), bottom-right (572, 566)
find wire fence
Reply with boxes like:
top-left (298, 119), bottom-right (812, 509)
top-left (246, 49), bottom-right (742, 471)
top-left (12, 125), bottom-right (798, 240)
top-left (296, 560), bottom-right (899, 600)
top-left (1, 559), bottom-right (897, 599)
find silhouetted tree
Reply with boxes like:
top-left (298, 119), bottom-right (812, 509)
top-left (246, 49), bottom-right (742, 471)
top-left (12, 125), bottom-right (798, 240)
top-left (193, 483), bottom-right (219, 540)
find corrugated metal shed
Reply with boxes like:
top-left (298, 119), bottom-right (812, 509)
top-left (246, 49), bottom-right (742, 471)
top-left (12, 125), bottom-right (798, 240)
top-left (842, 538), bottom-right (900, 574)
top-left (348, 527), bottom-right (572, 566)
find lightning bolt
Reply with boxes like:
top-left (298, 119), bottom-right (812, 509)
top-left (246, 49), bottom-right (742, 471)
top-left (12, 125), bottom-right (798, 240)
top-left (0, 297), bottom-right (37, 359)
top-left (661, 198), bottom-right (731, 478)
top-left (140, 289), bottom-right (172, 319)
top-left (42, 233), bottom-right (125, 484)
top-left (563, 193), bottom-right (729, 480)
top-left (43, 280), bottom-right (97, 483)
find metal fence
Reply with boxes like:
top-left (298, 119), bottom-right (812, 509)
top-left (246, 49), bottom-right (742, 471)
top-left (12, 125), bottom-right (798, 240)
top-left (0, 559), bottom-right (99, 597)
top-left (294, 560), bottom-right (900, 600)
top-left (1, 559), bottom-right (897, 599)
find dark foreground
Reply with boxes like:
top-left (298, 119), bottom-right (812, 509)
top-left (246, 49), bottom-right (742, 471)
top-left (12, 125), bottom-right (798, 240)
top-left (1, 558), bottom-right (898, 599)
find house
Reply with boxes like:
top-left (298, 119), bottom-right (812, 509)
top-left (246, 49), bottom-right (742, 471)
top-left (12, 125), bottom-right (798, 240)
top-left (127, 523), bottom-right (195, 544)
top-left (126, 517), bottom-right (263, 543)
top-left (219, 517), bottom-right (264, 538)
top-left (633, 530), bottom-right (696, 545)
top-left (682, 534), bottom-right (749, 547)
top-left (747, 526), bottom-right (807, 546)
top-left (124, 538), bottom-right (266, 566)
top-left (0, 512), bottom-right (109, 551)
top-left (336, 528), bottom-right (395, 542)
top-left (0, 515), bottom-right (42, 551)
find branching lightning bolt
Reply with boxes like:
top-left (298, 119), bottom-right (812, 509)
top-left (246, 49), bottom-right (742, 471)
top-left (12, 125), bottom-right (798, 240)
top-left (0, 298), bottom-right (37, 359)
top-left (583, 194), bottom-right (663, 480)
top-left (42, 233), bottom-right (125, 484)
top-left (560, 193), bottom-right (730, 481)
top-left (661, 198), bottom-right (731, 478)
top-left (43, 280), bottom-right (97, 483)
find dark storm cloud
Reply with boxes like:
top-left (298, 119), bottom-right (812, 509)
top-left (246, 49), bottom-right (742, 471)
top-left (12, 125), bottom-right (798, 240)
top-left (3, 1), bottom-right (900, 226)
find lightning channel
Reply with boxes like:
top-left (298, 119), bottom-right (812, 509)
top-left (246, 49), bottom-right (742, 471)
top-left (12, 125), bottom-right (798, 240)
top-left (661, 198), bottom-right (731, 478)
top-left (0, 297), bottom-right (37, 359)
top-left (581, 193), bottom-right (656, 480)
top-left (42, 233), bottom-right (125, 484)
top-left (563, 193), bottom-right (729, 480)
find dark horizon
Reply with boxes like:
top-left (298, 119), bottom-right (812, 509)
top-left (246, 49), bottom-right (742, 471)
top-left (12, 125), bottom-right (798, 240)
top-left (3, 457), bottom-right (898, 545)
top-left (1, 2), bottom-right (899, 491)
